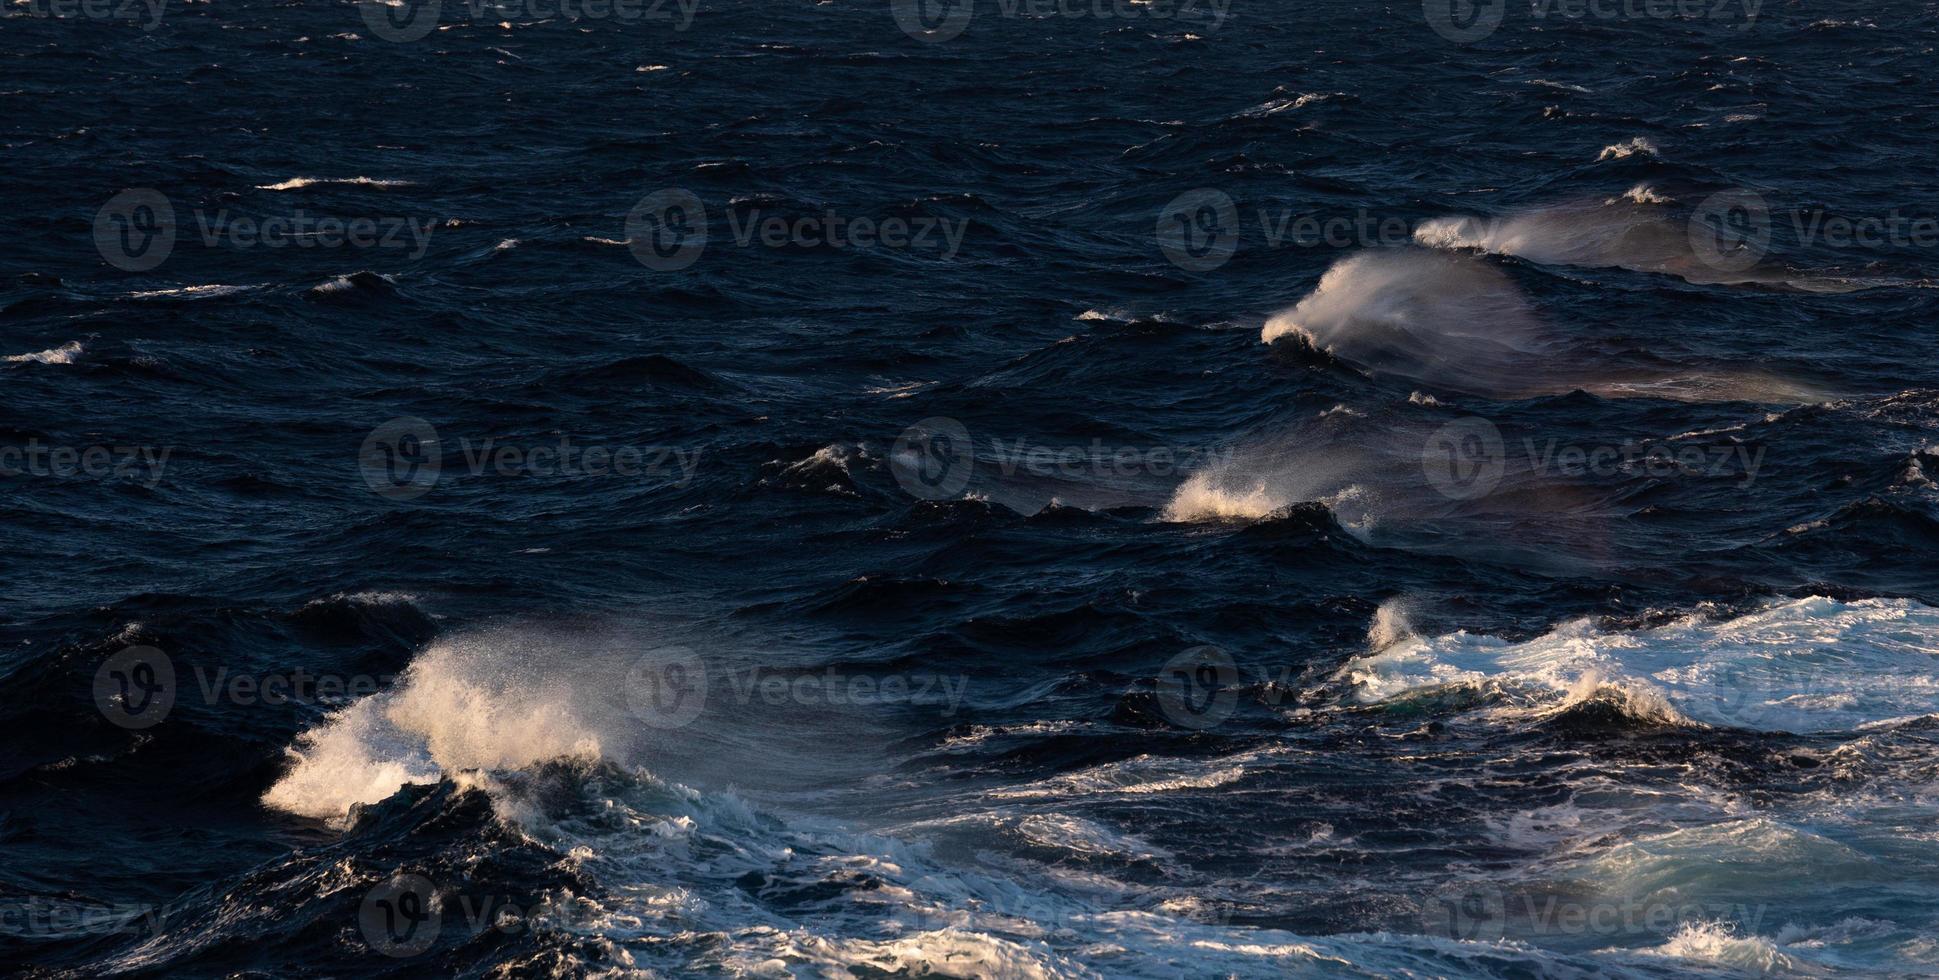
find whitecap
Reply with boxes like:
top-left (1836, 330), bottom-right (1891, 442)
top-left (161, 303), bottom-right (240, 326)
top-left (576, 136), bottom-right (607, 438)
top-left (4, 340), bottom-right (83, 365)
top-left (127, 283), bottom-right (257, 300)
top-left (256, 176), bottom-right (415, 191)
top-left (1338, 595), bottom-right (1939, 733)
top-left (1596, 137), bottom-right (1659, 161)
top-left (1160, 473), bottom-right (1289, 522)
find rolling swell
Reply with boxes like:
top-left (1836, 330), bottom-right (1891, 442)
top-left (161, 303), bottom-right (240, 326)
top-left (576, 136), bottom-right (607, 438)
top-left (7, 0), bottom-right (1939, 976)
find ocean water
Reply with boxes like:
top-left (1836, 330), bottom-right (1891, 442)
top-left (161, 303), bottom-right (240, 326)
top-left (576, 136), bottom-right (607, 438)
top-left (5, 0), bottom-right (1939, 976)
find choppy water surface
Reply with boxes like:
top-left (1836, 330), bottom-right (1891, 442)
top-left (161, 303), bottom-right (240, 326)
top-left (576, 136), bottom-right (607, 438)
top-left (5, 0), bottom-right (1939, 976)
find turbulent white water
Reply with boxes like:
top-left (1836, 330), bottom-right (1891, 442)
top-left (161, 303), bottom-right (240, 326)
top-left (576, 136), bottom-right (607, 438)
top-left (4, 340), bottom-right (83, 365)
top-left (263, 627), bottom-right (665, 822)
top-left (257, 593), bottom-right (1939, 977)
top-left (1339, 595), bottom-right (1939, 733)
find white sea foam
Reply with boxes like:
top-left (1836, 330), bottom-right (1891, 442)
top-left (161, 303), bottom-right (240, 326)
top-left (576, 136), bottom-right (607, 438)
top-left (296, 590), bottom-right (423, 613)
top-left (262, 628), bottom-right (632, 822)
top-left (1234, 91), bottom-right (1340, 117)
top-left (127, 283), bottom-right (257, 300)
top-left (1596, 137), bottom-right (1659, 161)
top-left (256, 176), bottom-right (415, 191)
top-left (1339, 596), bottom-right (1939, 733)
top-left (990, 752), bottom-right (1257, 800)
top-left (514, 753), bottom-right (1610, 978)
top-left (1611, 183), bottom-right (1673, 205)
top-left (258, 613), bottom-right (1939, 976)
top-left (307, 272), bottom-right (394, 295)
top-left (4, 340), bottom-right (83, 365)
top-left (1636, 921), bottom-right (1802, 973)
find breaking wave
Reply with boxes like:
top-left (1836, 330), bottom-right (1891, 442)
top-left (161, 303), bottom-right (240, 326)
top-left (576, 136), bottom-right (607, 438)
top-left (1262, 248), bottom-right (1828, 402)
top-left (4, 340), bottom-right (84, 365)
top-left (1339, 595), bottom-right (1939, 733)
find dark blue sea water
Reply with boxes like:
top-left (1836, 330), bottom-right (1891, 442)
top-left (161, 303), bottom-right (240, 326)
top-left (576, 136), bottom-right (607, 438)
top-left (5, 0), bottom-right (1939, 975)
